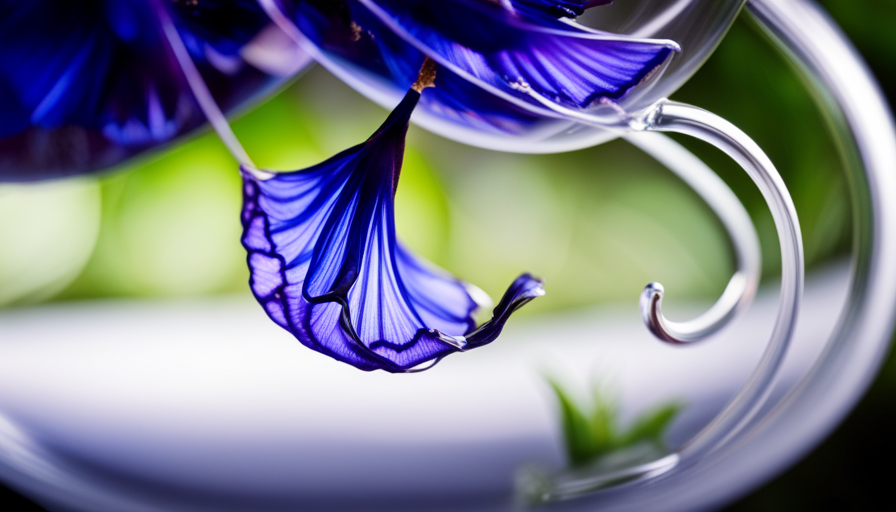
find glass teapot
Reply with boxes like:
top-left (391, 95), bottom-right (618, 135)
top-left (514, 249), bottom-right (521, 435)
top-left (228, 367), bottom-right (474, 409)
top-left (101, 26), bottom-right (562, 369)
top-left (0, 1), bottom-right (893, 511)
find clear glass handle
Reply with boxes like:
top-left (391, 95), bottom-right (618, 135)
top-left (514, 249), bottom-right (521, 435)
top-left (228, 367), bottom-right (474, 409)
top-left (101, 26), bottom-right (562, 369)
top-left (643, 100), bottom-right (805, 464)
top-left (552, 1), bottom-right (896, 506)
top-left (530, 101), bottom-right (804, 500)
top-left (624, 131), bottom-right (762, 344)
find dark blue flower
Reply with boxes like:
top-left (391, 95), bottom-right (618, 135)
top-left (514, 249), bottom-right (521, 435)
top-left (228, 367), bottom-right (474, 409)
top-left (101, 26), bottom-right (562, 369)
top-left (241, 78), bottom-right (544, 372)
top-left (513, 0), bottom-right (612, 20)
top-left (0, 0), bottom-right (305, 182)
top-left (271, 0), bottom-right (678, 147)
top-left (235, 0), bottom-right (669, 371)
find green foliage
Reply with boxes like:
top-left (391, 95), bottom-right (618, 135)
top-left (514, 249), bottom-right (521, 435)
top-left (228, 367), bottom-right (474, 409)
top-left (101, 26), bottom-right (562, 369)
top-left (546, 376), bottom-right (681, 468)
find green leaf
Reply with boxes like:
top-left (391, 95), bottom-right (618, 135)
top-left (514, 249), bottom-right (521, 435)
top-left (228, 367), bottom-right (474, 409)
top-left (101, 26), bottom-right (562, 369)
top-left (545, 374), bottom-right (682, 468)
top-left (620, 403), bottom-right (682, 448)
top-left (547, 377), bottom-right (600, 467)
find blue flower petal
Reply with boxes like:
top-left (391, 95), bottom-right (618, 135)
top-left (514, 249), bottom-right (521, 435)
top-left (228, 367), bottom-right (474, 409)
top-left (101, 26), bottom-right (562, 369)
top-left (510, 0), bottom-right (611, 20)
top-left (241, 89), bottom-right (543, 372)
top-left (0, 76), bottom-right (29, 138)
top-left (172, 0), bottom-right (272, 58)
top-left (360, 0), bottom-right (680, 109)
top-left (291, 0), bottom-right (549, 137)
top-left (466, 273), bottom-right (545, 348)
top-left (283, 0), bottom-right (676, 148)
top-left (0, 0), bottom-right (297, 182)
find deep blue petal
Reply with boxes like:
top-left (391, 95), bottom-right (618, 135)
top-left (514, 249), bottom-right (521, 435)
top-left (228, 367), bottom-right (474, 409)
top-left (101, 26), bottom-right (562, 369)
top-left (0, 76), bottom-right (29, 138)
top-left (361, 0), bottom-right (679, 108)
top-left (284, 0), bottom-right (676, 148)
top-left (395, 244), bottom-right (478, 336)
top-left (511, 0), bottom-right (611, 20)
top-left (467, 273), bottom-right (545, 348)
top-left (0, 0), bottom-right (298, 182)
top-left (291, 0), bottom-right (558, 138)
top-left (241, 89), bottom-right (541, 372)
top-left (170, 0), bottom-right (270, 62)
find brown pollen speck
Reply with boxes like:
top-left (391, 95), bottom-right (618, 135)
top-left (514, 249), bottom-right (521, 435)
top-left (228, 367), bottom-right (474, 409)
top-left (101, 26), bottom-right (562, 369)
top-left (412, 57), bottom-right (438, 92)
top-left (350, 21), bottom-right (363, 42)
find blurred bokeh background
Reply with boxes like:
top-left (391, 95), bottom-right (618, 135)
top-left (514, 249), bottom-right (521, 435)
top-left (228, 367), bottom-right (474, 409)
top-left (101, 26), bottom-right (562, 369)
top-left (0, 0), bottom-right (893, 509)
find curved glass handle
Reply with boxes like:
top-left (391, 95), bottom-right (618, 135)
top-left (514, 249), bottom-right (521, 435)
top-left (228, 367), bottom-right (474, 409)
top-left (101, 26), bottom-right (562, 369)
top-left (532, 102), bottom-right (804, 500)
top-left (522, 0), bottom-right (893, 504)
top-left (624, 132), bottom-right (762, 344)
top-left (642, 100), bottom-right (805, 463)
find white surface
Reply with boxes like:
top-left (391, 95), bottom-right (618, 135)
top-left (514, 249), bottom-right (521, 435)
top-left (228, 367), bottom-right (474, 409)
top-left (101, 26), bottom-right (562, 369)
top-left (0, 263), bottom-right (849, 511)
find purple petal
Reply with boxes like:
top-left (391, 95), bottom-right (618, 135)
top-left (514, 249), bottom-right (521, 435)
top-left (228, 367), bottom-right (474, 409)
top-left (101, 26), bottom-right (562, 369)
top-left (511, 0), bottom-right (611, 20)
top-left (285, 0), bottom-right (678, 147)
top-left (467, 273), bottom-right (545, 348)
top-left (241, 89), bottom-right (542, 372)
top-left (171, 0), bottom-right (272, 59)
top-left (0, 0), bottom-right (300, 182)
top-left (361, 0), bottom-right (679, 109)
top-left (290, 0), bottom-right (548, 137)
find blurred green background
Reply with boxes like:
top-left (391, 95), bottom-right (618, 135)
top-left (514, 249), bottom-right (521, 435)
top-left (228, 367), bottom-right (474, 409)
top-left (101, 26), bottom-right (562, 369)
top-left (2, 66), bottom-right (748, 313)
top-left (0, 15), bottom-right (851, 313)
top-left (0, 0), bottom-right (893, 509)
